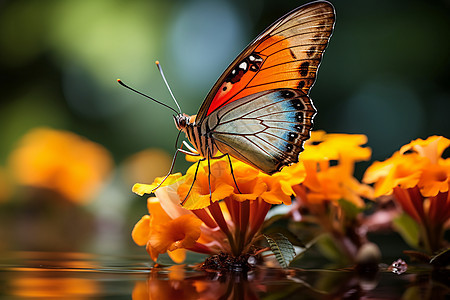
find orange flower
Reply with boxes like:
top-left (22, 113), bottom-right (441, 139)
top-left (418, 162), bottom-right (450, 197)
top-left (288, 132), bottom-right (374, 263)
top-left (299, 131), bottom-right (373, 207)
top-left (363, 136), bottom-right (450, 203)
top-left (132, 198), bottom-right (203, 263)
top-left (301, 131), bottom-right (371, 163)
top-left (132, 147), bottom-right (308, 261)
top-left (363, 152), bottom-right (425, 197)
top-left (363, 136), bottom-right (450, 253)
top-left (8, 127), bottom-right (113, 203)
top-left (177, 155), bottom-right (304, 210)
top-left (132, 178), bottom-right (218, 263)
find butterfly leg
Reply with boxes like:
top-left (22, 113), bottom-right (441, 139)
top-left (180, 157), bottom-right (205, 206)
top-left (225, 153), bottom-right (242, 194)
top-left (210, 152), bottom-right (242, 194)
top-left (152, 147), bottom-right (200, 193)
top-left (207, 151), bottom-right (213, 203)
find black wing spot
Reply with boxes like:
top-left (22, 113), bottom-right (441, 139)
top-left (297, 80), bottom-right (305, 89)
top-left (291, 99), bottom-right (305, 110)
top-left (286, 144), bottom-right (294, 152)
top-left (225, 53), bottom-right (263, 84)
top-left (299, 62), bottom-right (310, 77)
top-left (288, 132), bottom-right (298, 142)
top-left (294, 124), bottom-right (303, 131)
top-left (280, 90), bottom-right (295, 99)
top-left (295, 112), bottom-right (303, 122)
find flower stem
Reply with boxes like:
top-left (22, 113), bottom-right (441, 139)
top-left (237, 200), bottom-right (250, 254)
top-left (208, 201), bottom-right (237, 254)
top-left (192, 209), bottom-right (217, 228)
top-left (247, 199), bottom-right (271, 241)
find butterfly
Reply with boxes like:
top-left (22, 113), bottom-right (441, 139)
top-left (119, 1), bottom-right (335, 203)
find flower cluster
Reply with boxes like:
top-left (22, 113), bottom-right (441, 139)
top-left (363, 136), bottom-right (450, 253)
top-left (132, 132), bottom-right (450, 266)
top-left (132, 153), bottom-right (306, 263)
top-left (295, 131), bottom-right (373, 207)
top-left (289, 131), bottom-right (374, 263)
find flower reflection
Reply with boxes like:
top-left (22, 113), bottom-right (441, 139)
top-left (6, 252), bottom-right (99, 298)
top-left (10, 276), bottom-right (99, 298)
top-left (363, 136), bottom-right (450, 254)
top-left (8, 127), bottom-right (113, 203)
top-left (131, 265), bottom-right (381, 300)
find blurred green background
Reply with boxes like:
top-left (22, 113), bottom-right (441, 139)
top-left (0, 0), bottom-right (449, 256)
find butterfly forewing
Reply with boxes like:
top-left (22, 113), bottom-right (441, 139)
top-left (181, 1), bottom-right (335, 175)
top-left (196, 1), bottom-right (335, 122)
top-left (206, 89), bottom-right (316, 174)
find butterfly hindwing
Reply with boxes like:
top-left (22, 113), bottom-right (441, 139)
top-left (205, 88), bottom-right (315, 174)
top-left (196, 1), bottom-right (335, 122)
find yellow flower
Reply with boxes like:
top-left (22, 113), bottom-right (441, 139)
top-left (178, 160), bottom-right (235, 210)
top-left (8, 127), bottom-right (113, 203)
top-left (301, 131), bottom-right (371, 163)
top-left (300, 131), bottom-right (373, 207)
top-left (363, 136), bottom-right (450, 198)
top-left (363, 151), bottom-right (425, 197)
top-left (288, 132), bottom-right (374, 263)
top-left (176, 153), bottom-right (302, 210)
top-left (132, 131), bottom-right (377, 263)
top-left (363, 136), bottom-right (450, 253)
top-left (131, 146), bottom-right (307, 261)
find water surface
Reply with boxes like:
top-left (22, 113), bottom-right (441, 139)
top-left (0, 251), bottom-right (448, 299)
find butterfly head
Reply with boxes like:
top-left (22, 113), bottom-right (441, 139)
top-left (173, 113), bottom-right (195, 131)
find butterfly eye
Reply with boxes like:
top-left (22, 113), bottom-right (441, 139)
top-left (173, 114), bottom-right (188, 130)
top-left (179, 117), bottom-right (187, 128)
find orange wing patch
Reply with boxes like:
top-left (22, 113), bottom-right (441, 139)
top-left (200, 2), bottom-right (335, 120)
top-left (206, 51), bottom-right (267, 116)
top-left (206, 36), bottom-right (290, 116)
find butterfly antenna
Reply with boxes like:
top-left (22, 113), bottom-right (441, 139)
top-left (155, 61), bottom-right (182, 114)
top-left (117, 79), bottom-right (179, 115)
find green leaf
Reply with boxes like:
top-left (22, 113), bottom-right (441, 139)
top-left (264, 233), bottom-right (296, 268)
top-left (337, 198), bottom-right (361, 220)
top-left (392, 213), bottom-right (420, 249)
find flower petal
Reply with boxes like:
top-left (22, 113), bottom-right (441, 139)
top-left (132, 173), bottom-right (183, 196)
top-left (131, 215), bottom-right (151, 246)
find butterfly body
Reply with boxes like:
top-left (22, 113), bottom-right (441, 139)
top-left (176, 87), bottom-right (316, 174)
top-left (175, 1), bottom-right (335, 175)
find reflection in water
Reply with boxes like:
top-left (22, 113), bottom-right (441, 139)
top-left (132, 266), bottom-right (388, 300)
top-left (0, 251), bottom-right (449, 299)
top-left (11, 277), bottom-right (99, 298)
